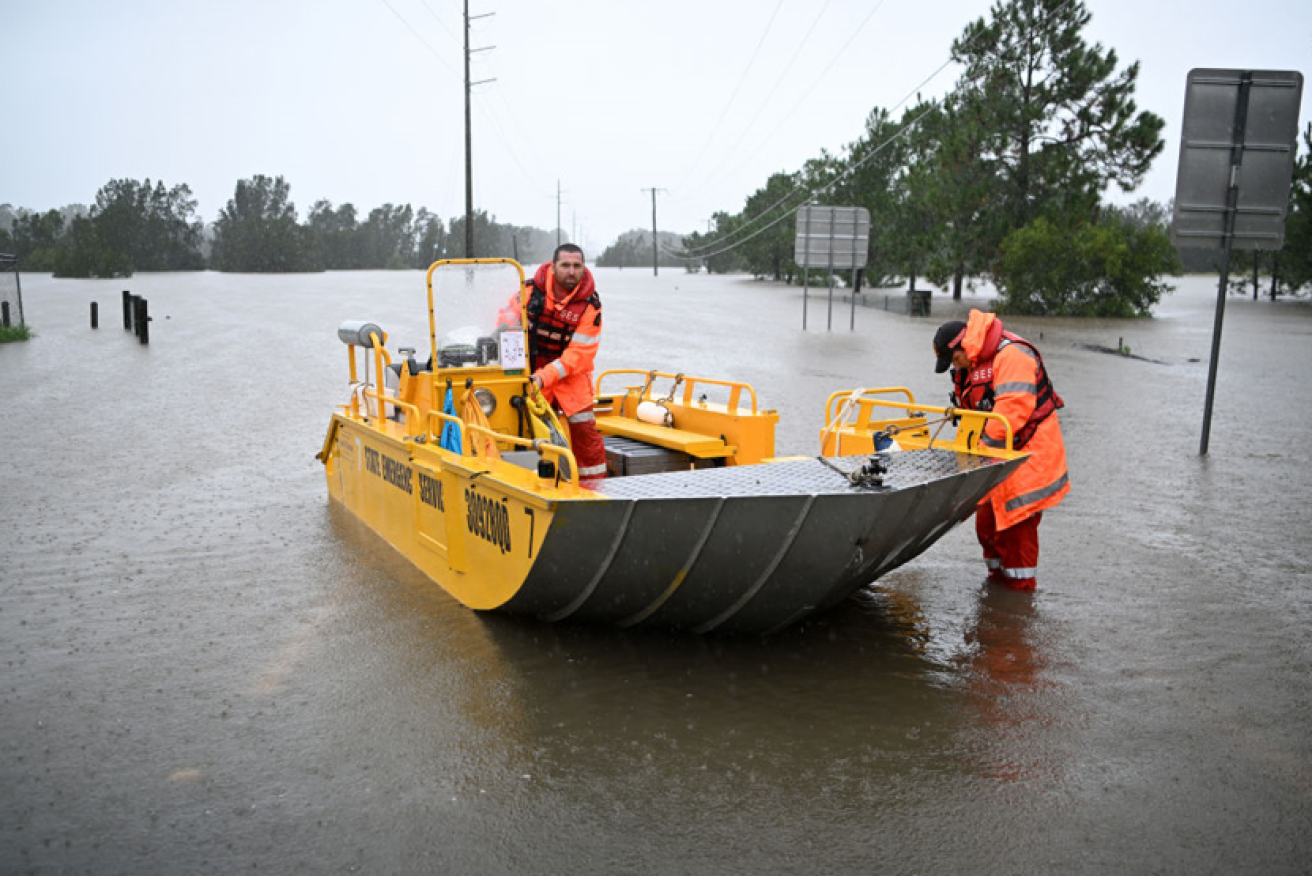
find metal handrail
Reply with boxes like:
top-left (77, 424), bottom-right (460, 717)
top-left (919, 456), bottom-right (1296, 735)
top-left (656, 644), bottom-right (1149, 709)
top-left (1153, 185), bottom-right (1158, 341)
top-left (359, 389), bottom-right (422, 436)
top-left (423, 410), bottom-right (580, 487)
top-left (823, 386), bottom-right (915, 424)
top-left (822, 389), bottom-right (1016, 451)
top-left (597, 369), bottom-right (760, 415)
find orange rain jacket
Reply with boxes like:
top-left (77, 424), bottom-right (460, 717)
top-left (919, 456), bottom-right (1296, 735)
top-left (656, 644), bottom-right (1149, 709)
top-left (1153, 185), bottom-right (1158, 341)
top-left (522, 261), bottom-right (602, 417)
top-left (955, 309), bottom-right (1070, 531)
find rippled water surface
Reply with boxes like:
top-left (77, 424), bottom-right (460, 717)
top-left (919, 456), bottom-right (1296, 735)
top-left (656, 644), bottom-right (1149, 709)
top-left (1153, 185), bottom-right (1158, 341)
top-left (2, 269), bottom-right (1310, 874)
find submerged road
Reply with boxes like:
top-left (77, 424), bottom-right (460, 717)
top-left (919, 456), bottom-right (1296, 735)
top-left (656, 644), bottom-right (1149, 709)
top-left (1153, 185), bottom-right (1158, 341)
top-left (2, 269), bottom-right (1310, 874)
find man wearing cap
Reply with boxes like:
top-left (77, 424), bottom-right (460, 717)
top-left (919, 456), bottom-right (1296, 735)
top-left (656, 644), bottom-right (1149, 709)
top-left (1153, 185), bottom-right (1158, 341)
top-left (933, 309), bottom-right (1069, 591)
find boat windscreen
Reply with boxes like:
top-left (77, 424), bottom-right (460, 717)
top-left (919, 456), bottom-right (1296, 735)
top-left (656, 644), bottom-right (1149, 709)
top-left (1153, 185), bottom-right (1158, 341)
top-left (429, 261), bottom-right (527, 371)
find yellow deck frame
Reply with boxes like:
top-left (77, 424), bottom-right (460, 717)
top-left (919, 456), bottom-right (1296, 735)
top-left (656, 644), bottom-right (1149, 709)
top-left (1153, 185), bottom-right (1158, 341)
top-left (819, 386), bottom-right (1026, 460)
top-left (594, 369), bottom-right (778, 466)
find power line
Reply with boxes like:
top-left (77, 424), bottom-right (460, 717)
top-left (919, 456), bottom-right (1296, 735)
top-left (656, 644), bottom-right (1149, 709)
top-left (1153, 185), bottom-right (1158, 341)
top-left (674, 65), bottom-right (947, 260)
top-left (376, 0), bottom-right (459, 77)
top-left (673, 0), bottom-right (1079, 262)
top-left (711, 0), bottom-right (893, 201)
top-left (670, 0), bottom-right (787, 193)
top-left (682, 0), bottom-right (836, 198)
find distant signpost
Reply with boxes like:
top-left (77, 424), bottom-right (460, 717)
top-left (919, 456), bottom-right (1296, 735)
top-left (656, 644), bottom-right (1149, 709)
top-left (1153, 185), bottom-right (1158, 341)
top-left (1170, 68), bottom-right (1304, 455)
top-left (794, 205), bottom-right (870, 331)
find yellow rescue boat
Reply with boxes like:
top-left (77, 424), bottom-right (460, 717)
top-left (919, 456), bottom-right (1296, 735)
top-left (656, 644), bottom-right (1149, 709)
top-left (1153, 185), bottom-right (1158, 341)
top-left (318, 259), bottom-right (1028, 634)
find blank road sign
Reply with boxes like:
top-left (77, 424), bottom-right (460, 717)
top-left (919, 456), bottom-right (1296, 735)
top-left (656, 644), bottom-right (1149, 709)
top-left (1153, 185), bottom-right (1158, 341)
top-left (794, 205), bottom-right (871, 269)
top-left (1171, 68), bottom-right (1304, 251)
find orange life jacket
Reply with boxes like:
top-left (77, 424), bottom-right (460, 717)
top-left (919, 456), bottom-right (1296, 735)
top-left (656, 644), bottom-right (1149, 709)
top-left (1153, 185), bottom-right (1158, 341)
top-left (953, 332), bottom-right (1064, 450)
top-left (525, 282), bottom-right (600, 372)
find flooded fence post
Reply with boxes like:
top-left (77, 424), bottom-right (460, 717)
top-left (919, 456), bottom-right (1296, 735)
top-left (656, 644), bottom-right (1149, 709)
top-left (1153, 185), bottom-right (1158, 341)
top-left (134, 297), bottom-right (149, 344)
top-left (90, 301), bottom-right (98, 329)
top-left (122, 290), bottom-right (133, 330)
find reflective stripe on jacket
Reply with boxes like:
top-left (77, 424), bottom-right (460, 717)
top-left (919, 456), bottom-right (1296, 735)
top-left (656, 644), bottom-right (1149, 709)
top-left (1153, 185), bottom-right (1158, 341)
top-left (523, 261), bottom-right (602, 417)
top-left (956, 309), bottom-right (1070, 530)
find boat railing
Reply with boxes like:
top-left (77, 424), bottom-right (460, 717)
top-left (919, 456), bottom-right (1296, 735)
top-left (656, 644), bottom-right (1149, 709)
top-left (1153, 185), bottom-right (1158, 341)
top-left (596, 369), bottom-right (759, 415)
top-left (822, 387), bottom-right (1018, 454)
top-left (357, 387), bottom-right (422, 434)
top-left (425, 409), bottom-right (580, 488)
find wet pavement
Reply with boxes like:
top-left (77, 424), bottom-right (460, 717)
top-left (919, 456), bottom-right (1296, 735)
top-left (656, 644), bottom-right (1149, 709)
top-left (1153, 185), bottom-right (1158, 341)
top-left (2, 268), bottom-right (1310, 874)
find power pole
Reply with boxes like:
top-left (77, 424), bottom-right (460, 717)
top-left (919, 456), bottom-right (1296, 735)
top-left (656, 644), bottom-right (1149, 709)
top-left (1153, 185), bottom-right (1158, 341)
top-left (463, 0), bottom-right (495, 258)
top-left (556, 179), bottom-right (562, 247)
top-left (641, 187), bottom-right (666, 276)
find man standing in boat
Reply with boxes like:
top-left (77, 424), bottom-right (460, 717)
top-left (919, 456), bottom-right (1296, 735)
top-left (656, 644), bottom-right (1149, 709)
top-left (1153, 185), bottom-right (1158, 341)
top-left (518, 244), bottom-right (608, 488)
top-left (933, 309), bottom-right (1070, 591)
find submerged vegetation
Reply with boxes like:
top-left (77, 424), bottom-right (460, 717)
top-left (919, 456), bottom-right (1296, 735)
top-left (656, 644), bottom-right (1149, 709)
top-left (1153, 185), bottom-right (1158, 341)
top-left (0, 324), bottom-right (33, 343)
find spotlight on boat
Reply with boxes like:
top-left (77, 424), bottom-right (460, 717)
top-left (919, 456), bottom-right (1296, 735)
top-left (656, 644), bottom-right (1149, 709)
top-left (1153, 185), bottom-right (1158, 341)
top-left (473, 387), bottom-right (497, 416)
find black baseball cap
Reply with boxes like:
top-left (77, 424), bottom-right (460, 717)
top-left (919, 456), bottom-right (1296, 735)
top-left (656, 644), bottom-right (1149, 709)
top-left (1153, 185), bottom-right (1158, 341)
top-left (933, 320), bottom-right (967, 373)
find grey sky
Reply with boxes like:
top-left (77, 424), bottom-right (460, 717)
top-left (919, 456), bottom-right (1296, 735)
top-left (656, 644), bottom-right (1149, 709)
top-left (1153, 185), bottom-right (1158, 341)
top-left (5, 0), bottom-right (1309, 254)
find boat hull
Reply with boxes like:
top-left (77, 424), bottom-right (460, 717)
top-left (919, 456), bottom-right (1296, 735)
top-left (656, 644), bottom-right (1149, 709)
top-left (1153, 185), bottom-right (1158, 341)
top-left (503, 452), bottom-right (1023, 634)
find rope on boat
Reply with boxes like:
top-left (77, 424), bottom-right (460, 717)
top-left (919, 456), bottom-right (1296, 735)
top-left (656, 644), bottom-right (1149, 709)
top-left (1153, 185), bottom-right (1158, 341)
top-left (818, 387), bottom-right (872, 458)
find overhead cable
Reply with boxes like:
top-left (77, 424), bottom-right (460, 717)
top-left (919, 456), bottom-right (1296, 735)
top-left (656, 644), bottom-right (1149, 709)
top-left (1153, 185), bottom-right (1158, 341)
top-left (673, 0), bottom-right (1078, 261)
top-left (670, 0), bottom-right (788, 193)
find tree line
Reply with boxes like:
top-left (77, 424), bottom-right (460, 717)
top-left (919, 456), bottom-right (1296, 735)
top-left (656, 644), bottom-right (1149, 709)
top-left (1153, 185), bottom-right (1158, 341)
top-left (0, 174), bottom-right (562, 277)
top-left (596, 229), bottom-right (687, 269)
top-left (679, 0), bottom-right (1312, 315)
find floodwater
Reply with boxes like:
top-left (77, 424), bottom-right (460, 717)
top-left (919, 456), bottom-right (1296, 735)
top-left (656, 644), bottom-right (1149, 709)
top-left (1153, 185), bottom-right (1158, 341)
top-left (2, 268), bottom-right (1310, 874)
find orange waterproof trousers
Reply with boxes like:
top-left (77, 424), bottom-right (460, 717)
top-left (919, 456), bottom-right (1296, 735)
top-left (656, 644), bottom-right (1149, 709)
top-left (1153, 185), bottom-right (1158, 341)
top-left (976, 502), bottom-right (1041, 591)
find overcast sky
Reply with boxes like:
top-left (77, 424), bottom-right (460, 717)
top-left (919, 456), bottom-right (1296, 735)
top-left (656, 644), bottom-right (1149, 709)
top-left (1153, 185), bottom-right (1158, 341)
top-left (5, 0), bottom-right (1310, 254)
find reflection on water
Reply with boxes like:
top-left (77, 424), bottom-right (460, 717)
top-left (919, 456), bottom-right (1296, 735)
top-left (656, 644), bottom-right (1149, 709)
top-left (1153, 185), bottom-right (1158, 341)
top-left (957, 585), bottom-right (1055, 783)
top-left (2, 271), bottom-right (1310, 873)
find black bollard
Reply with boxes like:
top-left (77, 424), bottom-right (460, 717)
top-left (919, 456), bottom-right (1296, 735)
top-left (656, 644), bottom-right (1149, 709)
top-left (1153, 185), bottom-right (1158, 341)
top-left (122, 290), bottom-right (132, 330)
top-left (91, 301), bottom-right (99, 329)
top-left (134, 297), bottom-right (150, 344)
top-left (1, 301), bottom-right (9, 328)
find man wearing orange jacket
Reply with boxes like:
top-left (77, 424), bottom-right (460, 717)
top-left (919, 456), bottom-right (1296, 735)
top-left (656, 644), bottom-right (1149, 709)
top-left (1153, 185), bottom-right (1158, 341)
top-left (521, 244), bottom-right (607, 488)
top-left (933, 309), bottom-right (1070, 590)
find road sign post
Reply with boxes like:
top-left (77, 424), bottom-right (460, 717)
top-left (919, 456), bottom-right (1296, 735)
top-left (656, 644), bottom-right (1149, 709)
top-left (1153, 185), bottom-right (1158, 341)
top-left (1170, 68), bottom-right (1304, 455)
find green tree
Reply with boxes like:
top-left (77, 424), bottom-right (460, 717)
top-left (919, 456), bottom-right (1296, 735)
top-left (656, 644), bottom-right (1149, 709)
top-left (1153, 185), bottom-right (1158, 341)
top-left (676, 212), bottom-right (745, 275)
top-left (995, 212), bottom-right (1180, 316)
top-left (908, 98), bottom-right (1001, 298)
top-left (738, 172), bottom-right (802, 282)
top-left (1274, 123), bottom-right (1312, 294)
top-left (951, 0), bottom-right (1165, 252)
top-left (53, 216), bottom-right (132, 278)
top-left (211, 175), bottom-right (318, 272)
top-left (411, 209), bottom-right (446, 268)
top-left (306, 200), bottom-right (362, 269)
top-left (359, 203), bottom-right (415, 268)
top-left (89, 178), bottom-right (204, 272)
top-left (827, 108), bottom-right (913, 286)
top-left (9, 209), bottom-right (65, 270)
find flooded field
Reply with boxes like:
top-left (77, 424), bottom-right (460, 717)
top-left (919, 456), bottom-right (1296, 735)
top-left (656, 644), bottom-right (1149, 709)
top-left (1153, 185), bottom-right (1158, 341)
top-left (2, 268), bottom-right (1310, 874)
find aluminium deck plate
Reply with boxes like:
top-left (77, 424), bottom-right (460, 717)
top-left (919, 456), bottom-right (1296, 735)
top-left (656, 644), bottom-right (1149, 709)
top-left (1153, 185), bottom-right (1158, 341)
top-left (595, 450), bottom-right (1002, 499)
